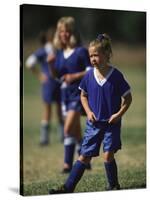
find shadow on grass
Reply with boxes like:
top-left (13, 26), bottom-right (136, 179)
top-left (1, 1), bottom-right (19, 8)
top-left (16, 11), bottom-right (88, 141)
top-left (121, 183), bottom-right (146, 190)
top-left (9, 187), bottom-right (19, 194)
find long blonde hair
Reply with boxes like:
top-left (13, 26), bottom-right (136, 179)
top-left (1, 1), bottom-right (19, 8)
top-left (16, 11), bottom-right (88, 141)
top-left (53, 16), bottom-right (80, 49)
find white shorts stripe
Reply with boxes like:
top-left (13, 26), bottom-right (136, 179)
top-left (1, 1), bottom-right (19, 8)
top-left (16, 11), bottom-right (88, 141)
top-left (64, 137), bottom-right (76, 145)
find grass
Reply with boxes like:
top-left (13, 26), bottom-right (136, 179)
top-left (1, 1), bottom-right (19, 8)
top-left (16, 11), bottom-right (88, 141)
top-left (22, 42), bottom-right (146, 196)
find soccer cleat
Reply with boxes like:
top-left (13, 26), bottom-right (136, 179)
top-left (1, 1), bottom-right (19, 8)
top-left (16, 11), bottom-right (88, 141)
top-left (106, 183), bottom-right (121, 191)
top-left (85, 163), bottom-right (92, 170)
top-left (61, 168), bottom-right (72, 174)
top-left (49, 185), bottom-right (71, 194)
top-left (39, 141), bottom-right (49, 146)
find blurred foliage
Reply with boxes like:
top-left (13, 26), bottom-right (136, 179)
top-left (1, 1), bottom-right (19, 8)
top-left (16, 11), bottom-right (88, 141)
top-left (21, 4), bottom-right (146, 44)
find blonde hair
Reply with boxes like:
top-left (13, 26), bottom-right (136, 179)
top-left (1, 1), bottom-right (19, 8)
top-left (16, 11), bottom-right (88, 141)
top-left (53, 16), bottom-right (79, 49)
top-left (89, 33), bottom-right (112, 62)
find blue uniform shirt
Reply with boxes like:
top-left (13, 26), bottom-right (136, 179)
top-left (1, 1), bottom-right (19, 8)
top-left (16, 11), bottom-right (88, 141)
top-left (55, 46), bottom-right (91, 102)
top-left (26, 43), bottom-right (61, 103)
top-left (79, 67), bottom-right (131, 121)
top-left (33, 43), bottom-right (55, 77)
top-left (55, 47), bottom-right (91, 77)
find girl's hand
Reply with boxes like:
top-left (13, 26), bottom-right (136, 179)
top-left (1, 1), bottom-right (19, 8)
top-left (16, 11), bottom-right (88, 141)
top-left (39, 73), bottom-right (48, 83)
top-left (47, 54), bottom-right (55, 63)
top-left (62, 74), bottom-right (76, 84)
top-left (87, 111), bottom-right (97, 123)
top-left (108, 113), bottom-right (121, 124)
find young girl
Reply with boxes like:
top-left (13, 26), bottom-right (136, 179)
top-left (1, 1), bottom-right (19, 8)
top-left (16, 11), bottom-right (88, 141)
top-left (49, 33), bottom-right (132, 193)
top-left (51, 17), bottom-right (91, 173)
top-left (26, 29), bottom-right (63, 145)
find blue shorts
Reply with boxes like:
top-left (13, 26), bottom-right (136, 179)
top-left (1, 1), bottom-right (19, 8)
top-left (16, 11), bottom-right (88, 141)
top-left (61, 100), bottom-right (82, 117)
top-left (61, 83), bottom-right (83, 116)
top-left (41, 78), bottom-right (61, 104)
top-left (80, 120), bottom-right (122, 157)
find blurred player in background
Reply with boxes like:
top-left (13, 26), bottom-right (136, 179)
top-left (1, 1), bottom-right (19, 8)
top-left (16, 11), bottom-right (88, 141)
top-left (50, 16), bottom-right (92, 173)
top-left (25, 28), bottom-right (64, 146)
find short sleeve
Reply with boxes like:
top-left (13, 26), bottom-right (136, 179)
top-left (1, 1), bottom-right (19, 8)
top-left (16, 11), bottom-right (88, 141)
top-left (78, 73), bottom-right (89, 95)
top-left (44, 43), bottom-right (55, 56)
top-left (34, 49), bottom-right (46, 62)
top-left (118, 72), bottom-right (131, 97)
top-left (25, 54), bottom-right (37, 68)
top-left (26, 48), bottom-right (46, 68)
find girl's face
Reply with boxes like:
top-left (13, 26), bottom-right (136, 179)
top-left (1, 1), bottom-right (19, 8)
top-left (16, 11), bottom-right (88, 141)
top-left (88, 46), bottom-right (106, 68)
top-left (58, 24), bottom-right (71, 46)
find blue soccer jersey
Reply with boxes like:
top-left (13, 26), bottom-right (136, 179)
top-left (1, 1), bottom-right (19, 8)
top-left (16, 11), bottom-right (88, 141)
top-left (55, 47), bottom-right (91, 78)
top-left (34, 43), bottom-right (55, 77)
top-left (79, 66), bottom-right (131, 121)
top-left (26, 43), bottom-right (55, 77)
top-left (25, 43), bottom-right (61, 103)
top-left (55, 47), bottom-right (91, 101)
top-left (54, 46), bottom-right (91, 115)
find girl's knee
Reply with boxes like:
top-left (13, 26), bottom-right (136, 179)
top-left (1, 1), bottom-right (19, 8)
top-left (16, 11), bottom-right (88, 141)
top-left (78, 155), bottom-right (91, 164)
top-left (64, 128), bottom-right (73, 137)
top-left (103, 151), bottom-right (114, 162)
top-left (64, 123), bottom-right (81, 138)
top-left (64, 121), bottom-right (75, 135)
top-left (64, 127), bottom-right (69, 136)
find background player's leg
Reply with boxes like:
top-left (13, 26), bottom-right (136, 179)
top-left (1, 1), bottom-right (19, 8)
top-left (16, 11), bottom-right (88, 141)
top-left (56, 102), bottom-right (64, 142)
top-left (63, 110), bottom-right (80, 172)
top-left (103, 151), bottom-right (120, 190)
top-left (40, 103), bottom-right (51, 145)
top-left (73, 116), bottom-right (82, 154)
top-left (74, 119), bottom-right (92, 170)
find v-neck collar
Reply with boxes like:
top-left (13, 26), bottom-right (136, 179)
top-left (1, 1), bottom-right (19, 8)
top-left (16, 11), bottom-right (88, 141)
top-left (93, 67), bottom-right (114, 86)
top-left (63, 48), bottom-right (75, 59)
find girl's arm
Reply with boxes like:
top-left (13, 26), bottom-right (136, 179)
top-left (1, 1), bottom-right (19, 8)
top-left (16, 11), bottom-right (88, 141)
top-left (80, 91), bottom-right (97, 122)
top-left (25, 55), bottom-right (48, 83)
top-left (48, 64), bottom-right (59, 79)
top-left (109, 92), bottom-right (132, 124)
top-left (47, 54), bottom-right (59, 79)
top-left (30, 67), bottom-right (48, 83)
top-left (63, 71), bottom-right (86, 84)
top-left (47, 54), bottom-right (55, 64)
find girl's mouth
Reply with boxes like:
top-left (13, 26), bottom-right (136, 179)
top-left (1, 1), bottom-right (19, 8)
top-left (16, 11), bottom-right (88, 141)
top-left (92, 62), bottom-right (97, 66)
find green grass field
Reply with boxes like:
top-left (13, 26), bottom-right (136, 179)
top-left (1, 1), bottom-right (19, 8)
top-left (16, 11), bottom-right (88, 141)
top-left (22, 42), bottom-right (146, 196)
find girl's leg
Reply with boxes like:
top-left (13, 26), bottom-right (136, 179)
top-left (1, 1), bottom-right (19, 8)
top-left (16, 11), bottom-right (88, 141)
top-left (103, 151), bottom-right (120, 190)
top-left (64, 155), bottom-right (91, 192)
top-left (74, 115), bottom-right (82, 141)
top-left (63, 110), bottom-right (81, 172)
top-left (49, 155), bottom-right (91, 194)
top-left (73, 115), bottom-right (82, 154)
top-left (74, 119), bottom-right (92, 170)
top-left (56, 102), bottom-right (64, 142)
top-left (40, 103), bottom-right (51, 145)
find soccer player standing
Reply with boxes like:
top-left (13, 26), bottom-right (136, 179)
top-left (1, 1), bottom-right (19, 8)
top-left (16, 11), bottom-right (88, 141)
top-left (25, 29), bottom-right (63, 145)
top-left (51, 16), bottom-right (91, 173)
top-left (49, 33), bottom-right (132, 193)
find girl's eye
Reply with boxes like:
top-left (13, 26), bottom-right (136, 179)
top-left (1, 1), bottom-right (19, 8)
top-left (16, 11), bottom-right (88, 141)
top-left (90, 54), bottom-right (97, 57)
